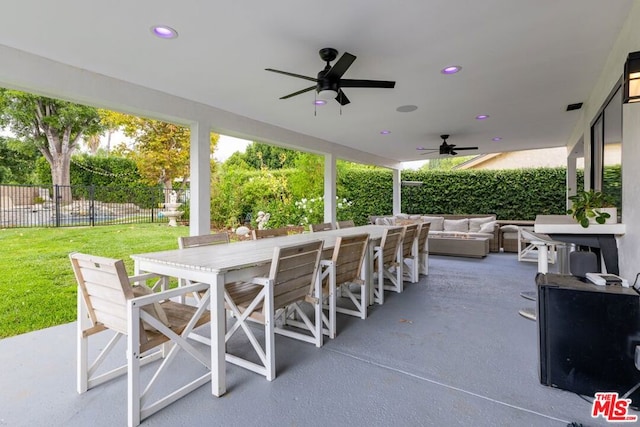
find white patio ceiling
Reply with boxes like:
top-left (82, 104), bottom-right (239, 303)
top-left (0, 0), bottom-right (634, 163)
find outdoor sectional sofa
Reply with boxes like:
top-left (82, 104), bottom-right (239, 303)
top-left (371, 214), bottom-right (500, 256)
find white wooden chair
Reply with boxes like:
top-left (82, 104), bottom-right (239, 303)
top-left (176, 232), bottom-right (231, 342)
top-left (309, 222), bottom-right (334, 232)
top-left (373, 226), bottom-right (404, 304)
top-left (251, 226), bottom-right (289, 239)
top-left (224, 240), bottom-right (324, 380)
top-left (416, 223), bottom-right (430, 275)
top-left (321, 233), bottom-right (370, 337)
top-left (336, 219), bottom-right (355, 229)
top-left (70, 253), bottom-right (211, 427)
top-left (400, 223), bottom-right (420, 284)
top-left (178, 231), bottom-right (229, 249)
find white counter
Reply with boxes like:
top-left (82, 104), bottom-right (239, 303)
top-left (534, 215), bottom-right (626, 235)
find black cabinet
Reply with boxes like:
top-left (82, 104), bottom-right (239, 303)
top-left (537, 274), bottom-right (640, 405)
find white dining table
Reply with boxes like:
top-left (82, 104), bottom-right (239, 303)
top-left (130, 224), bottom-right (395, 397)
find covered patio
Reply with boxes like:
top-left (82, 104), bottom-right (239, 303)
top-left (0, 254), bottom-right (596, 426)
top-left (2, 2), bottom-right (640, 426)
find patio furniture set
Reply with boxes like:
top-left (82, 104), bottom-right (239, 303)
top-left (70, 222), bottom-right (430, 426)
top-left (371, 213), bottom-right (499, 258)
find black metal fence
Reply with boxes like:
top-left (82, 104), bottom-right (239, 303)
top-left (0, 184), bottom-right (189, 228)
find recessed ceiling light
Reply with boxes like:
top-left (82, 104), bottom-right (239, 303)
top-left (380, 130), bottom-right (391, 135)
top-left (476, 114), bottom-right (490, 120)
top-left (151, 25), bottom-right (178, 39)
top-left (492, 137), bottom-right (502, 141)
top-left (441, 65), bottom-right (462, 75)
top-left (396, 105), bottom-right (418, 113)
top-left (313, 99), bottom-right (327, 106)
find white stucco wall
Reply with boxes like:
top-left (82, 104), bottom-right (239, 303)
top-left (567, 1), bottom-right (640, 280)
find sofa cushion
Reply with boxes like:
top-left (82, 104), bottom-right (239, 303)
top-left (395, 213), bottom-right (409, 220)
top-left (408, 214), bottom-right (422, 220)
top-left (375, 217), bottom-right (396, 226)
top-left (421, 216), bottom-right (444, 231)
top-left (444, 218), bottom-right (469, 232)
top-left (469, 216), bottom-right (495, 232)
top-left (479, 220), bottom-right (496, 233)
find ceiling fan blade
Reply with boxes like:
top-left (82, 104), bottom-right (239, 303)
top-left (280, 85), bottom-right (316, 99)
top-left (265, 68), bottom-right (317, 82)
top-left (453, 146), bottom-right (478, 151)
top-left (336, 90), bottom-right (351, 105)
top-left (340, 79), bottom-right (396, 88)
top-left (419, 150), bottom-right (439, 155)
top-left (326, 52), bottom-right (356, 79)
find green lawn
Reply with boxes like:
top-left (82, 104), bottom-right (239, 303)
top-left (0, 224), bottom-right (192, 338)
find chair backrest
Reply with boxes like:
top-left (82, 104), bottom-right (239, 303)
top-left (252, 227), bottom-right (289, 240)
top-left (417, 222), bottom-right (430, 253)
top-left (336, 220), bottom-right (355, 229)
top-left (70, 252), bottom-right (133, 335)
top-left (330, 233), bottom-right (369, 285)
top-left (178, 232), bottom-right (229, 249)
top-left (309, 222), bottom-right (334, 233)
top-left (378, 227), bottom-right (404, 267)
top-left (269, 240), bottom-right (323, 310)
top-left (401, 223), bottom-right (420, 258)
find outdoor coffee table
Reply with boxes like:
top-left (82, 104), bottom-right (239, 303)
top-left (428, 234), bottom-right (490, 258)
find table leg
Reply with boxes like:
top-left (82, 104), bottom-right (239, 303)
top-left (211, 273), bottom-right (226, 397)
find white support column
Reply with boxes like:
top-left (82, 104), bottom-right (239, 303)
top-left (324, 153), bottom-right (337, 224)
top-left (392, 168), bottom-right (401, 215)
top-left (189, 121), bottom-right (211, 236)
top-left (619, 103), bottom-right (640, 281)
top-left (566, 156), bottom-right (577, 210)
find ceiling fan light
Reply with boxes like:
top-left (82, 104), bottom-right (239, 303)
top-left (151, 25), bottom-right (178, 39)
top-left (318, 89), bottom-right (338, 100)
top-left (441, 65), bottom-right (461, 75)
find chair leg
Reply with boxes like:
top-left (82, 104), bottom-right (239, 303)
top-left (77, 292), bottom-right (89, 393)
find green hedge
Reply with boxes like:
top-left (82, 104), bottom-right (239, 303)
top-left (340, 167), bottom-right (590, 221)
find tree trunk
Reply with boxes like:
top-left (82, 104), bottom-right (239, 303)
top-left (50, 153), bottom-right (73, 203)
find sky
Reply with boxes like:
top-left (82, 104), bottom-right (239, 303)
top-left (214, 135), bottom-right (250, 162)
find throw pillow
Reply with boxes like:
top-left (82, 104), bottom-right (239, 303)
top-left (444, 218), bottom-right (469, 232)
top-left (479, 221), bottom-right (496, 233)
top-left (132, 284), bottom-right (171, 331)
top-left (469, 216), bottom-right (495, 232)
top-left (395, 213), bottom-right (409, 220)
top-left (420, 216), bottom-right (444, 231)
top-left (500, 225), bottom-right (519, 233)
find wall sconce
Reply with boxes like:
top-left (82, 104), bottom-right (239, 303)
top-left (624, 51), bottom-right (640, 103)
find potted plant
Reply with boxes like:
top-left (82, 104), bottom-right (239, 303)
top-left (566, 190), bottom-right (616, 228)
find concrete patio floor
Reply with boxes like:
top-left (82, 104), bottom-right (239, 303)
top-left (0, 253), bottom-right (614, 426)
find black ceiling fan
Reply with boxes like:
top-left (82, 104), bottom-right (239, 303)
top-left (418, 135), bottom-right (478, 156)
top-left (265, 48), bottom-right (395, 105)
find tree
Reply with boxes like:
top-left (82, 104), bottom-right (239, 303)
top-left (243, 142), bottom-right (299, 169)
top-left (0, 89), bottom-right (103, 194)
top-left (0, 136), bottom-right (42, 183)
top-left (110, 113), bottom-right (219, 196)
